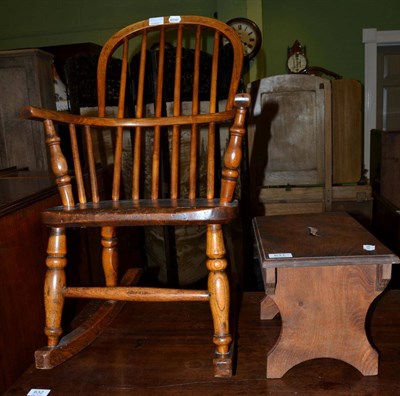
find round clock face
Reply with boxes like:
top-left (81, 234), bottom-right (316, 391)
top-left (287, 53), bottom-right (307, 73)
top-left (226, 18), bottom-right (262, 60)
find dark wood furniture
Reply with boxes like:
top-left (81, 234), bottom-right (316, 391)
top-left (0, 171), bottom-right (59, 393)
top-left (370, 129), bottom-right (400, 287)
top-left (5, 291), bottom-right (400, 395)
top-left (20, 15), bottom-right (249, 377)
top-left (253, 212), bottom-right (399, 378)
top-left (0, 49), bottom-right (56, 171)
top-left (371, 129), bottom-right (400, 209)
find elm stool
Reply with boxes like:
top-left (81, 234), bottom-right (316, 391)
top-left (253, 211), bottom-right (399, 378)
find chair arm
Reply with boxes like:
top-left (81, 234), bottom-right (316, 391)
top-left (20, 105), bottom-right (237, 128)
top-left (220, 93), bottom-right (251, 204)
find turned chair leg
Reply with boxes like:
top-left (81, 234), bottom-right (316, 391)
top-left (206, 224), bottom-right (232, 377)
top-left (101, 226), bottom-right (119, 286)
top-left (44, 227), bottom-right (67, 347)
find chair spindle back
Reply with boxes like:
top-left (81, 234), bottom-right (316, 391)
top-left (27, 16), bottom-right (245, 208)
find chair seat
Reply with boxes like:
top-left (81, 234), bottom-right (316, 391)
top-left (42, 198), bottom-right (239, 227)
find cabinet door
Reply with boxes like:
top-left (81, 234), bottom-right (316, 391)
top-left (377, 45), bottom-right (400, 131)
top-left (0, 49), bottom-right (55, 171)
top-left (378, 130), bottom-right (400, 208)
top-left (247, 74), bottom-right (331, 187)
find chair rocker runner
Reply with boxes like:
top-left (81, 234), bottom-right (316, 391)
top-left (21, 15), bottom-right (249, 377)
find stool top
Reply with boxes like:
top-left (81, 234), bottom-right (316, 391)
top-left (253, 212), bottom-right (399, 268)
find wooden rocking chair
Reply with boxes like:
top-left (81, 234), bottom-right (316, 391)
top-left (21, 15), bottom-right (249, 377)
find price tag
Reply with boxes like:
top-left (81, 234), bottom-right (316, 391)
top-left (27, 390), bottom-right (51, 396)
top-left (363, 244), bottom-right (375, 251)
top-left (149, 16), bottom-right (164, 26)
top-left (169, 16), bottom-right (181, 23)
top-left (268, 253), bottom-right (293, 259)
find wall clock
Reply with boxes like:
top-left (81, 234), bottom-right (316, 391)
top-left (287, 40), bottom-right (308, 73)
top-left (226, 17), bottom-right (262, 60)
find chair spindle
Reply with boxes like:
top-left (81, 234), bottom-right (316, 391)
top-left (170, 25), bottom-right (183, 199)
top-left (132, 32), bottom-right (148, 200)
top-left (69, 123), bottom-right (87, 204)
top-left (189, 25), bottom-right (202, 200)
top-left (84, 125), bottom-right (99, 203)
top-left (151, 27), bottom-right (166, 199)
top-left (206, 31), bottom-right (220, 199)
top-left (111, 39), bottom-right (130, 201)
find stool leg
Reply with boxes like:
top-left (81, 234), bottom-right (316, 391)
top-left (44, 227), bottom-right (67, 347)
top-left (267, 265), bottom-right (381, 378)
top-left (260, 295), bottom-right (280, 320)
top-left (206, 224), bottom-right (232, 377)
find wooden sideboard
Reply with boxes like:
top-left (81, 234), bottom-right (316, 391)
top-left (0, 171), bottom-right (59, 393)
top-left (370, 129), bottom-right (400, 288)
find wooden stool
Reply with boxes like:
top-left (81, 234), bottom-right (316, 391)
top-left (253, 212), bottom-right (399, 379)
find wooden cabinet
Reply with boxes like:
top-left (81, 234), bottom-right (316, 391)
top-left (0, 49), bottom-right (56, 171)
top-left (247, 75), bottom-right (370, 222)
top-left (247, 74), bottom-right (331, 189)
top-left (247, 74), bottom-right (332, 215)
top-left (370, 130), bottom-right (400, 286)
top-left (372, 130), bottom-right (400, 208)
top-left (0, 172), bottom-right (59, 393)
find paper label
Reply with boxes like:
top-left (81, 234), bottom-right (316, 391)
top-left (169, 16), bottom-right (181, 23)
top-left (268, 253), bottom-right (293, 258)
top-left (363, 244), bottom-right (375, 251)
top-left (27, 390), bottom-right (51, 396)
top-left (149, 16), bottom-right (164, 26)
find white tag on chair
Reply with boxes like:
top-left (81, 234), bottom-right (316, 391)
top-left (169, 16), bottom-right (181, 23)
top-left (149, 16), bottom-right (164, 26)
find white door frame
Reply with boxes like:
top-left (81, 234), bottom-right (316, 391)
top-left (363, 28), bottom-right (400, 178)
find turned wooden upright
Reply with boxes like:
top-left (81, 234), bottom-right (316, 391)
top-left (253, 212), bottom-right (399, 379)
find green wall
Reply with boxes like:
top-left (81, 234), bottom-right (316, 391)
top-left (263, 0), bottom-right (400, 82)
top-left (0, 0), bottom-right (224, 50)
top-left (0, 0), bottom-right (399, 84)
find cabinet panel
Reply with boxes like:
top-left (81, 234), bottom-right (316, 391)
top-left (332, 79), bottom-right (362, 184)
top-left (247, 75), bottom-right (369, 219)
top-left (247, 74), bottom-right (332, 215)
top-left (377, 46), bottom-right (400, 130)
top-left (247, 75), bottom-right (329, 188)
top-left (0, 49), bottom-right (55, 171)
